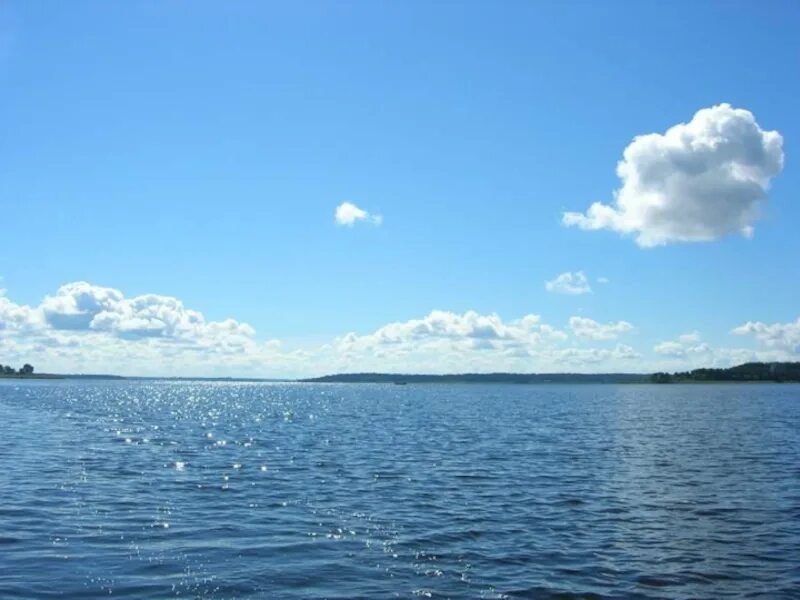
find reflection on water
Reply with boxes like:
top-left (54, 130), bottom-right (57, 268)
top-left (0, 380), bottom-right (798, 598)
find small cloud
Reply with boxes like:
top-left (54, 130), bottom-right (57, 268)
top-left (569, 316), bottom-right (633, 340)
top-left (335, 202), bottom-right (382, 227)
top-left (597, 277), bottom-right (610, 284)
top-left (545, 271), bottom-right (591, 295)
top-left (563, 104), bottom-right (784, 247)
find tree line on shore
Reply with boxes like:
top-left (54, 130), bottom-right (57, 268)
top-left (309, 362), bottom-right (800, 384)
top-left (0, 363), bottom-right (35, 377)
top-left (651, 362), bottom-right (800, 383)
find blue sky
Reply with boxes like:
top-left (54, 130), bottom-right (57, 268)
top-left (1, 1), bottom-right (798, 376)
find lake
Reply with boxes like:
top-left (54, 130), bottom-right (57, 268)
top-left (1, 381), bottom-right (798, 598)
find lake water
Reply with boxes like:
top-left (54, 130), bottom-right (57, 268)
top-left (1, 381), bottom-right (798, 598)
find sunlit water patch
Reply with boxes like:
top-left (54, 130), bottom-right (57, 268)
top-left (0, 380), bottom-right (798, 598)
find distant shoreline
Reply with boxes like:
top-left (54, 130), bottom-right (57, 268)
top-left (0, 374), bottom-right (288, 382)
top-left (3, 361), bottom-right (798, 384)
top-left (299, 363), bottom-right (800, 384)
top-left (0, 373), bottom-right (66, 380)
top-left (299, 373), bottom-right (647, 384)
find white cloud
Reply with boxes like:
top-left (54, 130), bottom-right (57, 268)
top-left (335, 201), bottom-right (382, 226)
top-left (654, 332), bottom-right (711, 358)
top-left (40, 282), bottom-right (255, 347)
top-left (385, 310), bottom-right (561, 343)
top-left (333, 310), bottom-right (568, 360)
top-left (649, 327), bottom-right (800, 371)
top-left (653, 341), bottom-right (684, 357)
top-left (732, 317), bottom-right (800, 353)
top-left (0, 292), bottom-right (43, 332)
top-left (569, 316), bottom-right (633, 340)
top-left (678, 332), bottom-right (702, 344)
top-left (563, 104), bottom-right (784, 246)
top-left (545, 271), bottom-right (592, 295)
top-left (41, 282), bottom-right (124, 330)
top-left (324, 310), bottom-right (647, 374)
top-left (597, 277), bottom-right (610, 284)
top-left (0, 282), bottom-right (285, 376)
top-left (546, 344), bottom-right (640, 365)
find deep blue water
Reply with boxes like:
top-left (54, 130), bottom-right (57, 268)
top-left (1, 381), bottom-right (799, 599)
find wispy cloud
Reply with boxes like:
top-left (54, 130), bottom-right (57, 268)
top-left (545, 271), bottom-right (591, 295)
top-left (569, 316), bottom-right (633, 340)
top-left (733, 317), bottom-right (800, 353)
top-left (654, 332), bottom-right (711, 358)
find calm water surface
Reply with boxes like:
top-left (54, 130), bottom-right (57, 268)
top-left (1, 381), bottom-right (798, 598)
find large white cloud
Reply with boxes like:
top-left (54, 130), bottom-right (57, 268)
top-left (40, 282), bottom-right (255, 346)
top-left (334, 310), bottom-right (567, 354)
top-left (41, 282), bottom-right (123, 330)
top-left (563, 104), bottom-right (784, 246)
top-left (569, 316), bottom-right (633, 340)
top-left (334, 202), bottom-right (382, 226)
top-left (732, 317), bottom-right (800, 353)
top-left (0, 282), bottom-right (280, 377)
top-left (545, 271), bottom-right (591, 295)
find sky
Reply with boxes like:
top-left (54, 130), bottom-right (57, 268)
top-left (1, 1), bottom-right (799, 377)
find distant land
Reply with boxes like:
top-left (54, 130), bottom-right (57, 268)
top-left (651, 361), bottom-right (800, 383)
top-left (301, 372), bottom-right (646, 384)
top-left (0, 364), bottom-right (288, 382)
top-left (1, 362), bottom-right (799, 383)
top-left (303, 362), bottom-right (800, 384)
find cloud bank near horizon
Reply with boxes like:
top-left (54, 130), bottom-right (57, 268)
top-left (563, 103), bottom-right (784, 247)
top-left (0, 281), bottom-right (797, 377)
